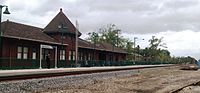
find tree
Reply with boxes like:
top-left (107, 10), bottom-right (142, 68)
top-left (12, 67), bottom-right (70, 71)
top-left (139, 36), bottom-right (169, 61)
top-left (87, 24), bottom-right (136, 60)
top-left (87, 24), bottom-right (176, 62)
top-left (87, 24), bottom-right (133, 50)
top-left (156, 49), bottom-right (171, 62)
top-left (87, 32), bottom-right (100, 44)
top-left (98, 24), bottom-right (121, 47)
top-left (149, 36), bottom-right (167, 50)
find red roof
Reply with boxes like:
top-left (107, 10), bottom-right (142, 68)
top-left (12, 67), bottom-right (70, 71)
top-left (78, 39), bottom-right (127, 54)
top-left (1, 8), bottom-right (127, 54)
top-left (43, 8), bottom-right (81, 36)
top-left (97, 42), bottom-right (127, 54)
top-left (1, 21), bottom-right (61, 44)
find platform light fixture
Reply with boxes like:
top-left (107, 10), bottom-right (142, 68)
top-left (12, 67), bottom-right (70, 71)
top-left (0, 5), bottom-right (10, 63)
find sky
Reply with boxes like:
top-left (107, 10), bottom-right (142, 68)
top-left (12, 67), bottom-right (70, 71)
top-left (1, 0), bottom-right (200, 59)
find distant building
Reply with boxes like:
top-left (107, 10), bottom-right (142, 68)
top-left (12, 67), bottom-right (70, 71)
top-left (0, 9), bottom-right (127, 69)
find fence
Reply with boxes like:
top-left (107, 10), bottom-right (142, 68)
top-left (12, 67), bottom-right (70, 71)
top-left (0, 57), bottom-right (178, 70)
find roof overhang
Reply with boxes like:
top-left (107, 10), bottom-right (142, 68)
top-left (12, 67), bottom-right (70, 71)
top-left (44, 30), bottom-right (82, 37)
top-left (2, 35), bottom-right (68, 46)
top-left (78, 46), bottom-right (128, 54)
top-left (41, 44), bottom-right (54, 49)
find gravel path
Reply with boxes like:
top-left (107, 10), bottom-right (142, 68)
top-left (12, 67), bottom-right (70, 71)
top-left (0, 69), bottom-right (138, 93)
top-left (1, 66), bottom-right (200, 93)
top-left (46, 66), bottom-right (200, 93)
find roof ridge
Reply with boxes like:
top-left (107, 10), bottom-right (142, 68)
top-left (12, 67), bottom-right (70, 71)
top-left (2, 20), bottom-right (43, 30)
top-left (2, 20), bottom-right (60, 44)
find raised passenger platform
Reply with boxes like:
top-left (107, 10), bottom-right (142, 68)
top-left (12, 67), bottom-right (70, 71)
top-left (0, 65), bottom-right (173, 81)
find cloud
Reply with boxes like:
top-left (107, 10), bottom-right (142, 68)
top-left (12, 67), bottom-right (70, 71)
top-left (76, 0), bottom-right (200, 34)
top-left (2, 0), bottom-right (200, 59)
top-left (0, 0), bottom-right (6, 4)
top-left (163, 0), bottom-right (198, 9)
top-left (122, 30), bottom-right (200, 59)
top-left (3, 0), bottom-right (200, 34)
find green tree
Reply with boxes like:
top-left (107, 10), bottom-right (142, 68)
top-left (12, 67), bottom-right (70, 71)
top-left (98, 24), bottom-right (121, 47)
top-left (141, 36), bottom-right (168, 61)
top-left (87, 24), bottom-right (133, 50)
top-left (87, 24), bottom-right (135, 61)
top-left (149, 36), bottom-right (167, 49)
top-left (156, 49), bottom-right (171, 62)
top-left (87, 32), bottom-right (100, 44)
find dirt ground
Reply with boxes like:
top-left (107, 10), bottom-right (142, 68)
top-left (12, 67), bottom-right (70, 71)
top-left (47, 66), bottom-right (200, 93)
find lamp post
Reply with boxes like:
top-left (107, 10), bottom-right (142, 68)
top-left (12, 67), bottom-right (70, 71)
top-left (111, 29), bottom-right (120, 64)
top-left (133, 37), bottom-right (138, 61)
top-left (133, 37), bottom-right (144, 61)
top-left (0, 5), bottom-right (10, 62)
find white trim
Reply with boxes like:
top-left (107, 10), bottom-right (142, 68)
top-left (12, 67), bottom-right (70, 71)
top-left (41, 44), bottom-right (53, 49)
top-left (39, 44), bottom-right (59, 69)
top-left (39, 45), bottom-right (42, 69)
top-left (55, 46), bottom-right (57, 68)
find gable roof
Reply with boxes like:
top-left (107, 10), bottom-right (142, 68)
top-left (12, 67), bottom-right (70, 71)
top-left (78, 38), bottom-right (94, 49)
top-left (1, 21), bottom-right (64, 45)
top-left (43, 8), bottom-right (81, 36)
top-left (78, 39), bottom-right (127, 54)
top-left (97, 42), bottom-right (127, 54)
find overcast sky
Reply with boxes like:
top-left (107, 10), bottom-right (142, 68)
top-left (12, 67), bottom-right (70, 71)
top-left (2, 0), bottom-right (200, 59)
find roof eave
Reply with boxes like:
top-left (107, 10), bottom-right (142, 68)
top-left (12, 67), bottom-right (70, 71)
top-left (2, 35), bottom-right (68, 46)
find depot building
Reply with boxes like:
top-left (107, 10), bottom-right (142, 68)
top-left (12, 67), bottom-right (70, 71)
top-left (0, 9), bottom-right (127, 69)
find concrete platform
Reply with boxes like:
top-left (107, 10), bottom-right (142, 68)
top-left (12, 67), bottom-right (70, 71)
top-left (0, 65), bottom-right (171, 78)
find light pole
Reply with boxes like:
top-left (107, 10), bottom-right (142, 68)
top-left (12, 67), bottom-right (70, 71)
top-left (112, 29), bottom-right (120, 64)
top-left (133, 37), bottom-right (144, 61)
top-left (133, 37), bottom-right (138, 61)
top-left (0, 5), bottom-right (10, 63)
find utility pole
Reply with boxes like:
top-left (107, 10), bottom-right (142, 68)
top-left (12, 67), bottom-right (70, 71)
top-left (133, 37), bottom-right (145, 61)
top-left (75, 20), bottom-right (79, 67)
top-left (133, 37), bottom-right (138, 61)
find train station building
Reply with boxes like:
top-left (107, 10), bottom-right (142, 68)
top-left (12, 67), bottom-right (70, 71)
top-left (0, 9), bottom-right (127, 69)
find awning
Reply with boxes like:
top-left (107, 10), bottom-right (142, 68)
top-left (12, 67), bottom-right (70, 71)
top-left (41, 44), bottom-right (53, 49)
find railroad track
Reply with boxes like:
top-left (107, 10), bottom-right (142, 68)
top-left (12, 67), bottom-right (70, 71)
top-left (0, 65), bottom-right (173, 82)
top-left (170, 80), bottom-right (200, 93)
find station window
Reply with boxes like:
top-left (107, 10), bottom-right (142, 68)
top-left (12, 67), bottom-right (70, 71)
top-left (17, 46), bottom-right (22, 59)
top-left (72, 51), bottom-right (75, 60)
top-left (68, 51), bottom-right (75, 60)
top-left (68, 51), bottom-right (71, 60)
top-left (23, 47), bottom-right (28, 59)
top-left (32, 48), bottom-right (36, 60)
top-left (88, 53), bottom-right (91, 60)
top-left (60, 50), bottom-right (65, 60)
top-left (17, 46), bottom-right (29, 59)
top-left (32, 52), bottom-right (36, 59)
top-left (81, 52), bottom-right (83, 60)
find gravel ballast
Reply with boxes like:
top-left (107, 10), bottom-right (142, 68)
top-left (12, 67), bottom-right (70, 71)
top-left (0, 70), bottom-right (138, 93)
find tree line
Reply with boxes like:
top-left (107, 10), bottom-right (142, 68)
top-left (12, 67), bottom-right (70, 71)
top-left (87, 24), bottom-right (197, 64)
